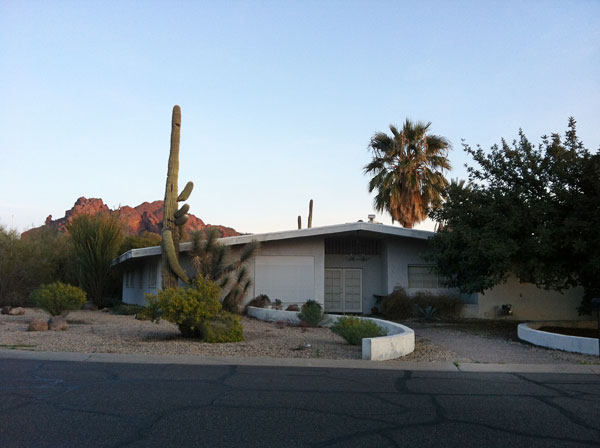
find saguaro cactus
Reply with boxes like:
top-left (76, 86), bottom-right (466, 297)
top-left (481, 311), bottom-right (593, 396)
top-left (297, 216), bottom-right (302, 230)
top-left (161, 105), bottom-right (194, 289)
top-left (308, 199), bottom-right (313, 228)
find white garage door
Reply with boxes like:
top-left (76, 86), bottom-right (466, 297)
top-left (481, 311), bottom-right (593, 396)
top-left (254, 256), bottom-right (315, 302)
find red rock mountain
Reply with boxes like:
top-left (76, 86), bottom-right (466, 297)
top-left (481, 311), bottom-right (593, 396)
top-left (23, 197), bottom-right (239, 238)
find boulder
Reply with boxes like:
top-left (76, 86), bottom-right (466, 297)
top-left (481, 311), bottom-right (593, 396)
top-left (8, 307), bottom-right (25, 315)
top-left (1, 306), bottom-right (12, 315)
top-left (28, 318), bottom-right (48, 331)
top-left (48, 316), bottom-right (68, 331)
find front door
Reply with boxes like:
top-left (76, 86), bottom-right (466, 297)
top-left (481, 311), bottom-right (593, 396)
top-left (324, 269), bottom-right (362, 313)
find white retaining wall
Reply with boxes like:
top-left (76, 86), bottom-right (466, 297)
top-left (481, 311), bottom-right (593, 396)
top-left (246, 307), bottom-right (415, 361)
top-left (518, 321), bottom-right (599, 356)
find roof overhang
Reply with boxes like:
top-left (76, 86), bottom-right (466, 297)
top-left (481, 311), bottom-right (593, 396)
top-left (113, 222), bottom-right (433, 265)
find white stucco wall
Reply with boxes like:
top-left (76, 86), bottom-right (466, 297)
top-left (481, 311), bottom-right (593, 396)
top-left (121, 257), bottom-right (161, 306)
top-left (477, 275), bottom-right (585, 320)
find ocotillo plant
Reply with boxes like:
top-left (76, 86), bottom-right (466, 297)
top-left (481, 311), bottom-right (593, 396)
top-left (161, 105), bottom-right (194, 289)
top-left (308, 199), bottom-right (313, 228)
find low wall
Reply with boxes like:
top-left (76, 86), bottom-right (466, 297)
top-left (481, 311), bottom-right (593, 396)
top-left (518, 321), bottom-right (599, 356)
top-left (246, 307), bottom-right (415, 361)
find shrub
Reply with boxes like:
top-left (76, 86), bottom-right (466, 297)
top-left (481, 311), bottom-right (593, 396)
top-left (380, 288), bottom-right (412, 320)
top-left (286, 304), bottom-right (300, 312)
top-left (198, 313), bottom-right (244, 342)
top-left (297, 300), bottom-right (324, 327)
top-left (143, 276), bottom-right (243, 342)
top-left (111, 302), bottom-right (145, 315)
top-left (330, 316), bottom-right (388, 345)
top-left (30, 282), bottom-right (87, 316)
top-left (245, 294), bottom-right (271, 311)
top-left (412, 291), bottom-right (464, 319)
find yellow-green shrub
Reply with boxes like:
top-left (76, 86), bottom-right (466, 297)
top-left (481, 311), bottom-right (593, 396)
top-left (30, 282), bottom-right (87, 316)
top-left (143, 276), bottom-right (244, 342)
top-left (330, 316), bottom-right (388, 345)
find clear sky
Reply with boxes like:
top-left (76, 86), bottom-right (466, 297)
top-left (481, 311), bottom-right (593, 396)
top-left (1, 1), bottom-right (599, 234)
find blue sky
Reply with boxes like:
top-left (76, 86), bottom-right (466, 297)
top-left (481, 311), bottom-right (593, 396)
top-left (1, 1), bottom-right (599, 234)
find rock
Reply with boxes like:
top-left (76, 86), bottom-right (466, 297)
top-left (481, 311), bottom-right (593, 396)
top-left (28, 318), bottom-right (48, 331)
top-left (21, 198), bottom-right (240, 239)
top-left (1, 306), bottom-right (12, 315)
top-left (8, 307), bottom-right (25, 315)
top-left (48, 316), bottom-right (68, 331)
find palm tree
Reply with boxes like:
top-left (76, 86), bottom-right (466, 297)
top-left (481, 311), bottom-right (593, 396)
top-left (364, 119), bottom-right (451, 228)
top-left (190, 228), bottom-right (259, 313)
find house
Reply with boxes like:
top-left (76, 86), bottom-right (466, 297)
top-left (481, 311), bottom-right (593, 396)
top-left (114, 221), bottom-right (585, 320)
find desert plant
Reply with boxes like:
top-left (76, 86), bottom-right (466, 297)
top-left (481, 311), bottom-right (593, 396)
top-left (273, 299), bottom-right (282, 310)
top-left (245, 294), bottom-right (271, 310)
top-left (297, 300), bottom-right (324, 327)
top-left (380, 287), bottom-right (412, 320)
top-left (190, 227), bottom-right (258, 314)
top-left (197, 313), bottom-right (244, 343)
top-left (161, 105), bottom-right (194, 289)
top-left (68, 213), bottom-right (123, 307)
top-left (412, 291), bottom-right (464, 319)
top-left (416, 305), bottom-right (439, 321)
top-left (30, 282), bottom-right (87, 316)
top-left (330, 316), bottom-right (388, 345)
top-left (111, 302), bottom-right (145, 315)
top-left (286, 304), bottom-right (300, 312)
top-left (143, 276), bottom-right (243, 342)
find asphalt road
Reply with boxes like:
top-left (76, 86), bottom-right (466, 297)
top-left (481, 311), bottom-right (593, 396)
top-left (1, 358), bottom-right (599, 447)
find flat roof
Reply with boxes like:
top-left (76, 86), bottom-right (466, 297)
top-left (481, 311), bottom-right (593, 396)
top-left (113, 221), bottom-right (433, 265)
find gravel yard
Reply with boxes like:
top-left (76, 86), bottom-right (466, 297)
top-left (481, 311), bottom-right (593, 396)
top-left (0, 309), bottom-right (457, 362)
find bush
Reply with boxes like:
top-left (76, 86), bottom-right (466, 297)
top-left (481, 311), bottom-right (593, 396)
top-left (143, 276), bottom-right (243, 342)
top-left (297, 300), bottom-right (324, 326)
top-left (412, 291), bottom-right (464, 319)
top-left (380, 288), bottom-right (412, 320)
top-left (245, 294), bottom-right (271, 311)
top-left (330, 316), bottom-right (388, 345)
top-left (198, 313), bottom-right (244, 342)
top-left (30, 282), bottom-right (87, 316)
top-left (111, 302), bottom-right (145, 315)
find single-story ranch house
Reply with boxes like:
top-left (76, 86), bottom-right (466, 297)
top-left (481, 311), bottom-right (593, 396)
top-left (114, 222), bottom-right (584, 321)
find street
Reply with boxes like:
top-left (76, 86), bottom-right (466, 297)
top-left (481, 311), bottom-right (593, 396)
top-left (1, 358), bottom-right (598, 447)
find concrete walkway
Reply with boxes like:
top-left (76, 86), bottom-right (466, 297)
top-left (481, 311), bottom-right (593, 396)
top-left (1, 348), bottom-right (599, 374)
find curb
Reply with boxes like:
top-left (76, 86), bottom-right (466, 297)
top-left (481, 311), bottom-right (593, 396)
top-left (1, 349), bottom-right (599, 374)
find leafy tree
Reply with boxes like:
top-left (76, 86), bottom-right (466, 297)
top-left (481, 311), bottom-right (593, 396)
top-left (0, 225), bottom-right (76, 306)
top-left (364, 119), bottom-right (451, 228)
top-left (428, 118), bottom-right (600, 314)
top-left (68, 213), bottom-right (123, 307)
top-left (189, 228), bottom-right (259, 313)
top-left (120, 231), bottom-right (162, 253)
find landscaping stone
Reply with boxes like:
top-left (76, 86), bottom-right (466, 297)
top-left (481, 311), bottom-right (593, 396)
top-left (28, 318), bottom-right (48, 331)
top-left (8, 307), bottom-right (25, 316)
top-left (1, 306), bottom-right (12, 315)
top-left (48, 316), bottom-right (68, 331)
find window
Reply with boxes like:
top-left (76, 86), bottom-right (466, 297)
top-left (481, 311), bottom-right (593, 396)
top-left (147, 263), bottom-right (157, 288)
top-left (408, 265), bottom-right (439, 288)
top-left (325, 238), bottom-right (381, 255)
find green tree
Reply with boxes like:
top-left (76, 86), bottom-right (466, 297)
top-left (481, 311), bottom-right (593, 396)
top-left (364, 119), bottom-right (451, 228)
top-left (189, 228), bottom-right (258, 313)
top-left (120, 231), bottom-right (162, 253)
top-left (68, 213), bottom-right (123, 307)
top-left (428, 118), bottom-right (600, 314)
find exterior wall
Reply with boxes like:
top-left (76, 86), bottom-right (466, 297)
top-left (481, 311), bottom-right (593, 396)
top-left (324, 253), bottom-right (384, 314)
top-left (478, 275), bottom-right (585, 321)
top-left (121, 256), bottom-right (162, 305)
top-left (241, 237), bottom-right (325, 307)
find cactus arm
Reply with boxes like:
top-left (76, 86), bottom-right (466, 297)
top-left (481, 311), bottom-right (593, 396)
top-left (308, 199), bottom-right (313, 228)
top-left (162, 229), bottom-right (190, 283)
top-left (297, 216), bottom-right (301, 229)
top-left (178, 182), bottom-right (194, 201)
top-left (175, 203), bottom-right (190, 219)
top-left (175, 214), bottom-right (189, 226)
